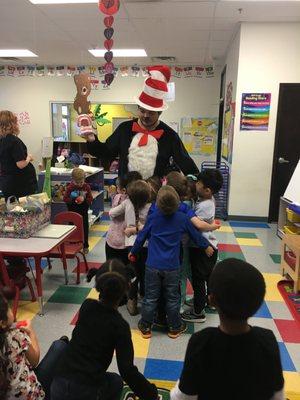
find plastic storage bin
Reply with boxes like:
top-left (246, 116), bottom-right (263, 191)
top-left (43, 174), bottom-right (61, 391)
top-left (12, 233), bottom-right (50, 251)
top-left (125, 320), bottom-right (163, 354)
top-left (286, 208), bottom-right (300, 223)
top-left (283, 225), bottom-right (300, 235)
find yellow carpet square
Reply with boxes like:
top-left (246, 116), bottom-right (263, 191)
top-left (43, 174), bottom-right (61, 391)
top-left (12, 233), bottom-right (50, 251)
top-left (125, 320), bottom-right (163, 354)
top-left (90, 225), bottom-right (109, 232)
top-left (218, 226), bottom-right (233, 233)
top-left (263, 273), bottom-right (284, 302)
top-left (149, 380), bottom-right (175, 391)
top-left (87, 288), bottom-right (99, 300)
top-left (284, 372), bottom-right (300, 399)
top-left (16, 301), bottom-right (40, 321)
top-left (89, 236), bottom-right (101, 251)
top-left (131, 329), bottom-right (150, 358)
top-left (236, 238), bottom-right (263, 247)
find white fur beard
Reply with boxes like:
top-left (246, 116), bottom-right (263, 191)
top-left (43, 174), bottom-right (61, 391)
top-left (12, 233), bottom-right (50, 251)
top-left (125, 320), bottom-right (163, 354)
top-left (128, 133), bottom-right (158, 179)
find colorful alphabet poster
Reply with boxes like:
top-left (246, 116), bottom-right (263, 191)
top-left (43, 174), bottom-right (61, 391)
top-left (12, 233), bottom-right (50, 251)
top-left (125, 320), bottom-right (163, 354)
top-left (240, 93), bottom-right (271, 131)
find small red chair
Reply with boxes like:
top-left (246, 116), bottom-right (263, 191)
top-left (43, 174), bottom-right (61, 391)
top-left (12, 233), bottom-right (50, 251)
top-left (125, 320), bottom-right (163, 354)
top-left (47, 211), bottom-right (89, 284)
top-left (0, 255), bottom-right (36, 320)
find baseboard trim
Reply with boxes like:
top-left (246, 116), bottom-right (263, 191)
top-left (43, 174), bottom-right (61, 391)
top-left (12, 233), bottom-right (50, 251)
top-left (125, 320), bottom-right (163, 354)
top-left (227, 215), bottom-right (269, 222)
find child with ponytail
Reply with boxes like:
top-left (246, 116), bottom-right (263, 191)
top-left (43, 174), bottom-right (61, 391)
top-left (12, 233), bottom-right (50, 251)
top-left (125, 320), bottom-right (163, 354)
top-left (51, 259), bottom-right (158, 400)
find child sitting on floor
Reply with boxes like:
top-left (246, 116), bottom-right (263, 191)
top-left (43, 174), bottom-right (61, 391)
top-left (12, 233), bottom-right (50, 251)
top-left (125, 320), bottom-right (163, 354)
top-left (171, 258), bottom-right (284, 400)
top-left (182, 169), bottom-right (223, 322)
top-left (0, 292), bottom-right (67, 400)
top-left (106, 171), bottom-right (142, 266)
top-left (130, 186), bottom-right (213, 340)
top-left (51, 259), bottom-right (158, 400)
top-left (64, 168), bottom-right (93, 254)
top-left (109, 180), bottom-right (151, 316)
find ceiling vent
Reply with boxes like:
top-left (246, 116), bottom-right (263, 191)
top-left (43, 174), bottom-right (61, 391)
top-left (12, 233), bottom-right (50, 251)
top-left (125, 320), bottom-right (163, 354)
top-left (151, 56), bottom-right (176, 63)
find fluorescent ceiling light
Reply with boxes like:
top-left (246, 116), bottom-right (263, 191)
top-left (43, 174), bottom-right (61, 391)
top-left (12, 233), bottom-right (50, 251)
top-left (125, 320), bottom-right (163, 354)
top-left (29, 0), bottom-right (98, 4)
top-left (89, 49), bottom-right (147, 57)
top-left (0, 49), bottom-right (38, 57)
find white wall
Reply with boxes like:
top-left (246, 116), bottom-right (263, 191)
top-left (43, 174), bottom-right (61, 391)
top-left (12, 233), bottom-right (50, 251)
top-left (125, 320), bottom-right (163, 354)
top-left (0, 72), bottom-right (220, 170)
top-left (229, 22), bottom-right (300, 217)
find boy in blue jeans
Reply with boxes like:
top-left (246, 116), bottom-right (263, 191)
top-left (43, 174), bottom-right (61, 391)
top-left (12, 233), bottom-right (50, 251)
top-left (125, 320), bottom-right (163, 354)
top-left (130, 186), bottom-right (213, 339)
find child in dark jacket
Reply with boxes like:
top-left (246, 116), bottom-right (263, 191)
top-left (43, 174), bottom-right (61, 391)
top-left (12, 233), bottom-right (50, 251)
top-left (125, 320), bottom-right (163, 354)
top-left (51, 259), bottom-right (158, 400)
top-left (130, 186), bottom-right (213, 340)
top-left (64, 168), bottom-right (93, 253)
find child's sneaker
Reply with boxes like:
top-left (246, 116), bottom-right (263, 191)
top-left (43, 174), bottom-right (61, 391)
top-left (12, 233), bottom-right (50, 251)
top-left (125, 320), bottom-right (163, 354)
top-left (168, 322), bottom-right (187, 339)
top-left (181, 309), bottom-right (206, 323)
top-left (138, 320), bottom-right (152, 339)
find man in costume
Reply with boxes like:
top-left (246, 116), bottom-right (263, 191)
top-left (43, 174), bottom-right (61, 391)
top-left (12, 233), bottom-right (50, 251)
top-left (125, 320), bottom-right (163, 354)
top-left (84, 65), bottom-right (199, 179)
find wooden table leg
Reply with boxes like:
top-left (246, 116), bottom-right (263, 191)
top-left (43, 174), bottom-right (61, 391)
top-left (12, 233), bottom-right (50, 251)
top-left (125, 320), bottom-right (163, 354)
top-left (34, 256), bottom-right (44, 316)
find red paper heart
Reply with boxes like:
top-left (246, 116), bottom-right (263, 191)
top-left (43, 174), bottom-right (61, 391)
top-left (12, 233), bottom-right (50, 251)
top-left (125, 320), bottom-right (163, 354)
top-left (104, 62), bottom-right (114, 74)
top-left (104, 27), bottom-right (114, 40)
top-left (99, 0), bottom-right (120, 16)
top-left (104, 51), bottom-right (113, 63)
top-left (104, 39), bottom-right (114, 50)
top-left (104, 16), bottom-right (114, 27)
top-left (104, 73), bottom-right (114, 85)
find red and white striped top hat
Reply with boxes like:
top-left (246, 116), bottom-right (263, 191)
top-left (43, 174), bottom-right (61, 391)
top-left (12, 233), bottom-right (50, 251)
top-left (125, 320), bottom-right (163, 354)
top-left (135, 65), bottom-right (171, 111)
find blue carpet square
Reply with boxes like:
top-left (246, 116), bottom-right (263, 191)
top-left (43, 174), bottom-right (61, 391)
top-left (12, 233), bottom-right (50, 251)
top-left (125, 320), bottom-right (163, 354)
top-left (229, 221), bottom-right (270, 229)
top-left (144, 358), bottom-right (183, 381)
top-left (101, 214), bottom-right (111, 221)
top-left (253, 302), bottom-right (272, 318)
top-left (28, 257), bottom-right (48, 270)
top-left (278, 342), bottom-right (296, 372)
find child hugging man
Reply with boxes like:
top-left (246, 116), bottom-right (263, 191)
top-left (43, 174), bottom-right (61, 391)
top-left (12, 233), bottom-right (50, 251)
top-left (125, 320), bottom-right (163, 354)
top-left (171, 258), bottom-right (284, 400)
top-left (182, 169), bottom-right (223, 323)
top-left (64, 168), bottom-right (93, 254)
top-left (130, 186), bottom-right (213, 340)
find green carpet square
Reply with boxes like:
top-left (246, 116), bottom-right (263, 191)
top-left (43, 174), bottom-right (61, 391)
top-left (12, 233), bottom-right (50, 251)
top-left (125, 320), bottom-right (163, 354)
top-left (48, 286), bottom-right (91, 304)
top-left (219, 251), bottom-right (246, 261)
top-left (234, 232), bottom-right (257, 239)
top-left (270, 254), bottom-right (281, 264)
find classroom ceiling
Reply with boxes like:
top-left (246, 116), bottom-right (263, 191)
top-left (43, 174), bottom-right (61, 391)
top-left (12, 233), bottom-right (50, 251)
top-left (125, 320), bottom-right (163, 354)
top-left (1, 0), bottom-right (300, 66)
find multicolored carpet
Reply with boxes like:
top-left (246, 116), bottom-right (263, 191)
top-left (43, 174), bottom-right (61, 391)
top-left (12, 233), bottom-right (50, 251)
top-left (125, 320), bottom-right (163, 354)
top-left (16, 214), bottom-right (300, 399)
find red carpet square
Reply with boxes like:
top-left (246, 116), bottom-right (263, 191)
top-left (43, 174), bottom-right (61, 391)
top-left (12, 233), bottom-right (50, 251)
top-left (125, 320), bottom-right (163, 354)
top-left (187, 280), bottom-right (193, 295)
top-left (72, 261), bottom-right (102, 273)
top-left (218, 244), bottom-right (241, 253)
top-left (274, 319), bottom-right (300, 343)
top-left (70, 311), bottom-right (79, 326)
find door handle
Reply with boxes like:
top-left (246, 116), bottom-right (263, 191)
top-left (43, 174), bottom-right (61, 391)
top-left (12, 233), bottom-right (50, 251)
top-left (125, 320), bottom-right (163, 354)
top-left (278, 157), bottom-right (289, 164)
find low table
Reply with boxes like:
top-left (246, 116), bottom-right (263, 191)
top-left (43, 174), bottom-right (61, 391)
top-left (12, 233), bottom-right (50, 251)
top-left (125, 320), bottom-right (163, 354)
top-left (0, 224), bottom-right (76, 315)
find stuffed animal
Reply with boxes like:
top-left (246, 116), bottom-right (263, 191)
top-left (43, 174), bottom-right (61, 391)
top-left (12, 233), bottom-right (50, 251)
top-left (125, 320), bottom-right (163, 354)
top-left (73, 73), bottom-right (91, 115)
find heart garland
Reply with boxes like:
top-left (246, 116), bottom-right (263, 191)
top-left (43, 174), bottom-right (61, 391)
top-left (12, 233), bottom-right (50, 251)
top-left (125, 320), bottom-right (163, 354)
top-left (98, 0), bottom-right (120, 87)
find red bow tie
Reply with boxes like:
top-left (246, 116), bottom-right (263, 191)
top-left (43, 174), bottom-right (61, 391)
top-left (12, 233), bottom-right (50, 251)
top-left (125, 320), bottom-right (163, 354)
top-left (132, 122), bottom-right (164, 146)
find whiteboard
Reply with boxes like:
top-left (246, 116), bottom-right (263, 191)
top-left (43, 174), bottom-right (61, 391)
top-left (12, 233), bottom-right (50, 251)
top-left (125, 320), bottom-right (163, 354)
top-left (284, 158), bottom-right (300, 205)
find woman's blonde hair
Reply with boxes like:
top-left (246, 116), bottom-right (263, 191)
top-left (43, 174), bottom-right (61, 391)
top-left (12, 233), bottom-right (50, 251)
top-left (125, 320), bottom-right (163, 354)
top-left (0, 111), bottom-right (19, 137)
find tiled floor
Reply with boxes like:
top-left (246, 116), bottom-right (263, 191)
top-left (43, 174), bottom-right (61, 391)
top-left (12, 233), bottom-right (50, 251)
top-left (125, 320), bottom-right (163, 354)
top-left (18, 215), bottom-right (300, 399)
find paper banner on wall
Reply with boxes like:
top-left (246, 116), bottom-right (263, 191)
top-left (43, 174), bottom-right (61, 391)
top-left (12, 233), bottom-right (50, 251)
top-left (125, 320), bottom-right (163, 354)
top-left (240, 93), bottom-right (271, 131)
top-left (180, 117), bottom-right (218, 156)
top-left (221, 81), bottom-right (235, 163)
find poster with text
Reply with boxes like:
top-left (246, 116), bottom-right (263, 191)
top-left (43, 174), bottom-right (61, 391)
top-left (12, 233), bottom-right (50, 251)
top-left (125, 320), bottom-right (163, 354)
top-left (240, 93), bottom-right (271, 131)
top-left (180, 117), bottom-right (218, 156)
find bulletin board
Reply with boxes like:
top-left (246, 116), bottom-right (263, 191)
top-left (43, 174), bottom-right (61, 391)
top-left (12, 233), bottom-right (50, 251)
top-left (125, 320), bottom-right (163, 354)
top-left (180, 117), bottom-right (218, 156)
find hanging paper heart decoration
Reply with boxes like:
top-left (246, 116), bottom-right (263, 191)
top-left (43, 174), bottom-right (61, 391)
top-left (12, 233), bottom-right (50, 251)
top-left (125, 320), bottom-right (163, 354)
top-left (105, 73), bottom-right (114, 85)
top-left (104, 39), bottom-right (114, 50)
top-left (104, 51), bottom-right (113, 63)
top-left (99, 0), bottom-right (120, 16)
top-left (104, 27), bottom-right (114, 40)
top-left (104, 62), bottom-right (114, 74)
top-left (104, 16), bottom-right (114, 27)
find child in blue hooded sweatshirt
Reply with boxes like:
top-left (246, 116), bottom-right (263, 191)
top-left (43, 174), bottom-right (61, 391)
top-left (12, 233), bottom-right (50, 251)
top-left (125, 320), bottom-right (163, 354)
top-left (130, 185), bottom-right (213, 340)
